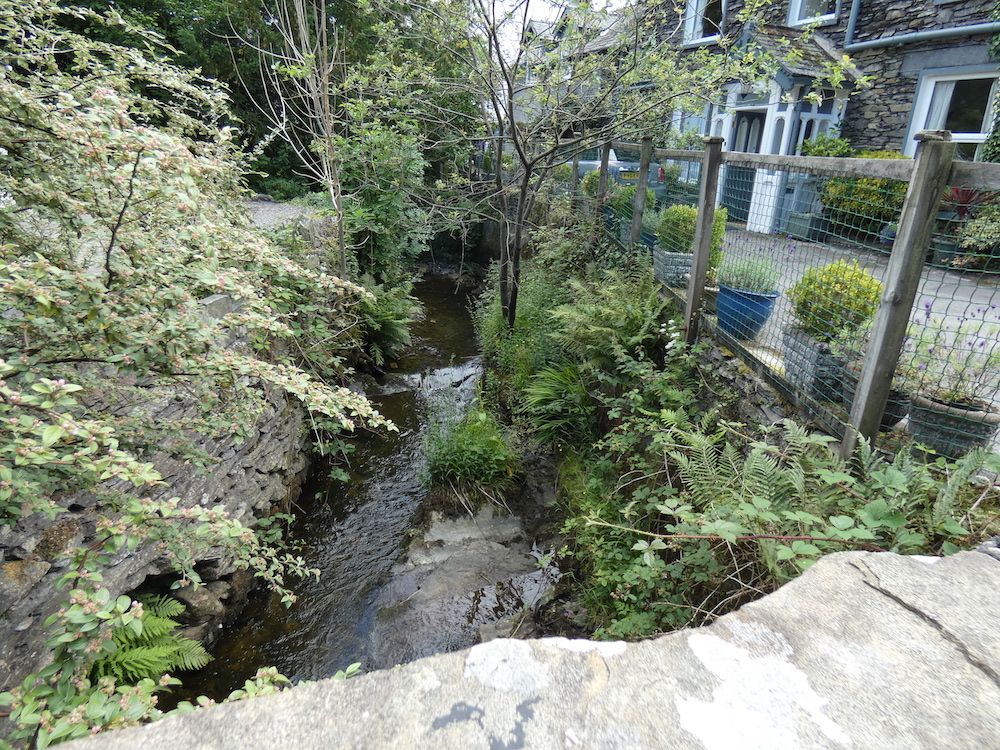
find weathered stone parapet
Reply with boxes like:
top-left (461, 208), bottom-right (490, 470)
top-left (60, 549), bottom-right (1000, 749)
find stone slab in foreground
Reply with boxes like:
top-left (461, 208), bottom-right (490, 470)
top-left (65, 550), bottom-right (1000, 749)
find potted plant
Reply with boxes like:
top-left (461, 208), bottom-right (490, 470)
top-left (897, 308), bottom-right (1000, 458)
top-left (784, 260), bottom-right (883, 402)
top-left (957, 201), bottom-right (1000, 272)
top-left (818, 149), bottom-right (908, 248)
top-left (933, 187), bottom-right (997, 267)
top-left (653, 203), bottom-right (727, 288)
top-left (715, 256), bottom-right (781, 340)
top-left (831, 325), bottom-right (910, 431)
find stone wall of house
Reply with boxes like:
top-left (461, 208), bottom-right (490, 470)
top-left (839, 36), bottom-right (994, 153)
top-left (0, 297), bottom-right (311, 694)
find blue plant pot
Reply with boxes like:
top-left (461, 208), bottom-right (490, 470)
top-left (717, 285), bottom-right (779, 341)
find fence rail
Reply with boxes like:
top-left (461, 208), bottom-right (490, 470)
top-left (579, 129), bottom-right (1000, 460)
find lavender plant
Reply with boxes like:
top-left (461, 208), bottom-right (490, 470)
top-left (899, 304), bottom-right (1000, 408)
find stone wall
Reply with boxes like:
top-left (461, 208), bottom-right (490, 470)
top-left (59, 549), bottom-right (1000, 750)
top-left (839, 36), bottom-right (993, 153)
top-left (0, 298), bottom-right (311, 693)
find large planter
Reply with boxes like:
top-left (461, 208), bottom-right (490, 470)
top-left (717, 285), bottom-right (779, 341)
top-left (931, 236), bottom-right (961, 268)
top-left (653, 246), bottom-right (693, 288)
top-left (782, 327), bottom-right (847, 402)
top-left (842, 368), bottom-right (911, 431)
top-left (785, 211), bottom-right (829, 243)
top-left (907, 395), bottom-right (1000, 459)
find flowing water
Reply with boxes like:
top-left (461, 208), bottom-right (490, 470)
top-left (179, 275), bottom-right (488, 700)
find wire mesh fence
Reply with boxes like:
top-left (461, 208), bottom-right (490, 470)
top-left (568, 137), bottom-right (1000, 459)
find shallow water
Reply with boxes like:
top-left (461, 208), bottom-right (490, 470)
top-left (178, 275), bottom-right (483, 699)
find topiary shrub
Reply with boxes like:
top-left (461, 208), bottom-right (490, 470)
top-left (787, 259), bottom-right (883, 342)
top-left (655, 204), bottom-right (728, 281)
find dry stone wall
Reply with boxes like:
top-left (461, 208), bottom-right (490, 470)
top-left (0, 296), bottom-right (311, 693)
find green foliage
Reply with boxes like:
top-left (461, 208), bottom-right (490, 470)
top-left (91, 595), bottom-right (211, 684)
top-left (716, 256), bottom-right (780, 294)
top-left (654, 204), bottom-right (728, 282)
top-left (819, 150), bottom-right (908, 232)
top-left (787, 260), bottom-right (883, 342)
top-left (564, 407), bottom-right (1000, 639)
top-left (581, 171), bottom-right (602, 198)
top-left (800, 133), bottom-right (853, 158)
top-left (425, 408), bottom-right (520, 493)
top-left (548, 270), bottom-right (675, 372)
top-left (606, 185), bottom-right (656, 219)
top-left (959, 202), bottom-right (1000, 272)
top-left (0, 581), bottom-right (178, 749)
top-left (521, 364), bottom-right (597, 448)
top-left (357, 276), bottom-right (420, 367)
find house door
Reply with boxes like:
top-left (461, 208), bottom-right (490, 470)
top-left (721, 111), bottom-right (765, 223)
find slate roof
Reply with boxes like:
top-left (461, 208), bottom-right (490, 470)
top-left (750, 24), bottom-right (861, 82)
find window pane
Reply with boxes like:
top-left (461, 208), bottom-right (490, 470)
top-left (703, 0), bottom-right (723, 34)
top-left (798, 0), bottom-right (835, 20)
top-left (944, 78), bottom-right (994, 134)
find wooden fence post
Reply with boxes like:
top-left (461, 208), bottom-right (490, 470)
top-left (840, 130), bottom-right (956, 459)
top-left (683, 136), bottom-right (724, 345)
top-left (629, 136), bottom-right (654, 247)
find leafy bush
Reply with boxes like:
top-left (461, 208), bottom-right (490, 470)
top-left (581, 170), bottom-right (601, 197)
top-left (606, 184), bottom-right (655, 219)
top-left (800, 133), bottom-right (853, 158)
top-left (959, 202), bottom-right (1000, 272)
top-left (819, 150), bottom-right (908, 234)
top-left (656, 204), bottom-right (728, 281)
top-left (787, 260), bottom-right (883, 342)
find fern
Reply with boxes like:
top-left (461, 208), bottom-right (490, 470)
top-left (91, 595), bottom-right (212, 685)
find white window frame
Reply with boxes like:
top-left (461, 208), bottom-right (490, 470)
top-left (787, 0), bottom-right (838, 27)
top-left (683, 0), bottom-right (724, 46)
top-left (905, 66), bottom-right (999, 160)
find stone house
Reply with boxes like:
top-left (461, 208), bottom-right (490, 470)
top-left (668, 0), bottom-right (998, 231)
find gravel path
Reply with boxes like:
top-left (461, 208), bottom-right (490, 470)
top-left (246, 199), bottom-right (313, 227)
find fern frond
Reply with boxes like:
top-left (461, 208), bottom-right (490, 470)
top-left (170, 636), bottom-right (213, 671)
top-left (94, 645), bottom-right (180, 683)
top-left (933, 449), bottom-right (986, 528)
top-left (139, 594), bottom-right (186, 619)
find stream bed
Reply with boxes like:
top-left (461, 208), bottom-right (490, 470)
top-left (179, 274), bottom-right (557, 700)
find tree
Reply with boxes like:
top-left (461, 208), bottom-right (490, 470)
top-left (383, 0), bottom-right (847, 326)
top-left (0, 0), bottom-right (393, 567)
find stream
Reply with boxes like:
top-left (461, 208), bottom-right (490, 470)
top-left (179, 274), bottom-right (554, 701)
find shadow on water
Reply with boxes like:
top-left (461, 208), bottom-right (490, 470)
top-left (176, 275), bottom-right (482, 701)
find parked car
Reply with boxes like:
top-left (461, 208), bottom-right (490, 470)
top-left (562, 146), bottom-right (664, 190)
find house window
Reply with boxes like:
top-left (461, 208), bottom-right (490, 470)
top-left (788, 0), bottom-right (837, 26)
top-left (683, 0), bottom-right (724, 44)
top-left (909, 69), bottom-right (998, 160)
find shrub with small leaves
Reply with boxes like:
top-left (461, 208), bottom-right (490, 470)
top-left (787, 260), bottom-right (883, 342)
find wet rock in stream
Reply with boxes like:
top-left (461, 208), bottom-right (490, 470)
top-left (365, 506), bottom-right (559, 668)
